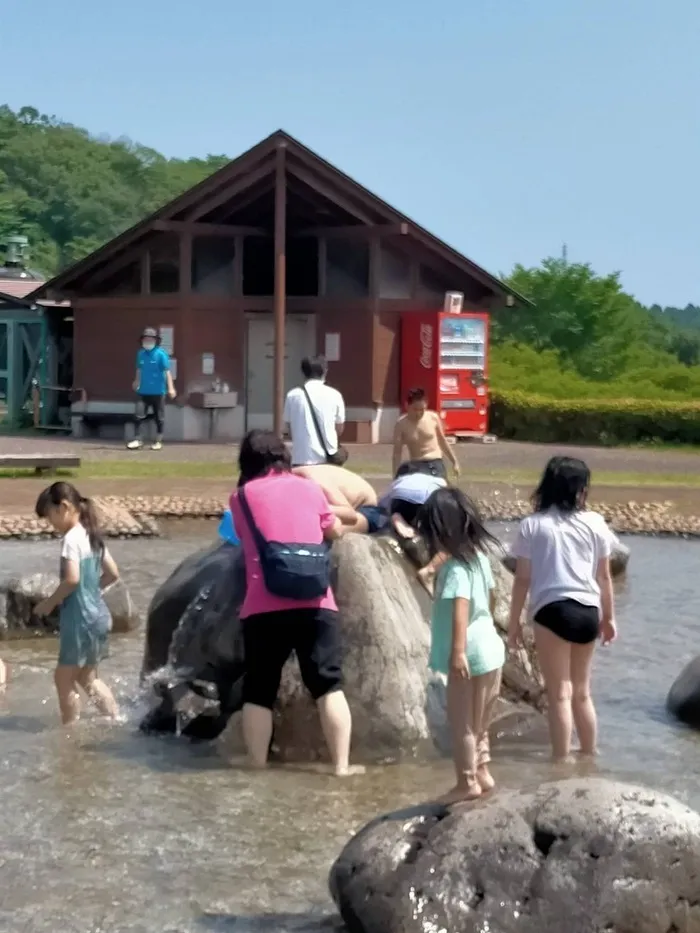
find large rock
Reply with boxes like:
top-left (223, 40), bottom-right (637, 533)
top-left (0, 573), bottom-right (139, 638)
top-left (502, 530), bottom-right (630, 578)
top-left (667, 655), bottom-right (700, 730)
top-left (330, 777), bottom-right (700, 933)
top-left (140, 533), bottom-right (544, 760)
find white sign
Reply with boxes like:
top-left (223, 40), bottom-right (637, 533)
top-left (202, 353), bottom-right (215, 376)
top-left (325, 332), bottom-right (340, 362)
top-left (169, 358), bottom-right (178, 380)
top-left (159, 326), bottom-right (174, 355)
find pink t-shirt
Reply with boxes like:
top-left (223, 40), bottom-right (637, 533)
top-left (230, 471), bottom-right (338, 618)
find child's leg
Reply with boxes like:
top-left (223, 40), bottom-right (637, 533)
top-left (0, 657), bottom-right (6, 686)
top-left (534, 624), bottom-right (574, 760)
top-left (475, 668), bottom-right (502, 791)
top-left (77, 666), bottom-right (119, 719)
top-left (570, 642), bottom-right (597, 755)
top-left (440, 673), bottom-right (486, 803)
top-left (54, 666), bottom-right (82, 724)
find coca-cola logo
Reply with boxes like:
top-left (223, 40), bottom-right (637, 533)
top-left (419, 324), bottom-right (433, 369)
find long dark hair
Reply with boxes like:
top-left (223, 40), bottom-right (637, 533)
top-left (35, 482), bottom-right (104, 554)
top-left (532, 456), bottom-right (590, 513)
top-left (237, 430), bottom-right (291, 488)
top-left (418, 487), bottom-right (499, 564)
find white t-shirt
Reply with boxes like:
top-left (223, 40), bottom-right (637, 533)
top-left (62, 523), bottom-right (98, 563)
top-left (511, 508), bottom-right (613, 618)
top-left (283, 379), bottom-right (345, 466)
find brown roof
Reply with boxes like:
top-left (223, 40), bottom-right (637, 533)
top-left (31, 129), bottom-right (526, 304)
top-left (0, 276), bottom-right (45, 299)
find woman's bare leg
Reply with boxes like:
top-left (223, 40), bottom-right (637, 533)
top-left (77, 667), bottom-right (119, 719)
top-left (476, 668), bottom-right (502, 791)
top-left (570, 641), bottom-right (598, 755)
top-left (54, 666), bottom-right (81, 725)
top-left (242, 703), bottom-right (274, 769)
top-left (440, 673), bottom-right (486, 803)
top-left (534, 624), bottom-right (574, 761)
top-left (0, 658), bottom-right (6, 687)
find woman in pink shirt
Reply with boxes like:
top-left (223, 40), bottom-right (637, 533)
top-left (231, 430), bottom-right (360, 776)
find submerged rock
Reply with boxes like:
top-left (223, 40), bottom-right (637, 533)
top-left (330, 777), bottom-right (700, 933)
top-left (501, 530), bottom-right (630, 578)
top-left (667, 655), bottom-right (700, 730)
top-left (141, 533), bottom-right (544, 760)
top-left (0, 573), bottom-right (139, 638)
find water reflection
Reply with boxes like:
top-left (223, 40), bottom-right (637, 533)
top-left (0, 527), bottom-right (698, 930)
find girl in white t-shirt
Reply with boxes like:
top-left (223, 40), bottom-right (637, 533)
top-left (508, 456), bottom-right (616, 761)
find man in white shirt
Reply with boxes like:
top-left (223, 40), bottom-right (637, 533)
top-left (283, 356), bottom-right (346, 466)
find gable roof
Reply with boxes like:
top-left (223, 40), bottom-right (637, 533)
top-left (31, 129), bottom-right (526, 303)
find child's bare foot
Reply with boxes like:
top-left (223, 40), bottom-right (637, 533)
top-left (417, 566), bottom-right (435, 596)
top-left (391, 514), bottom-right (416, 540)
top-left (476, 765), bottom-right (495, 792)
top-left (437, 782), bottom-right (482, 804)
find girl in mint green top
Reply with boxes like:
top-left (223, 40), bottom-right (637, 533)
top-left (419, 487), bottom-right (505, 804)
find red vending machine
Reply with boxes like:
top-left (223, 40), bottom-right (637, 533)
top-left (400, 308), bottom-right (490, 437)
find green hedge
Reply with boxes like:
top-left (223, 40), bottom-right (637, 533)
top-left (489, 391), bottom-right (700, 445)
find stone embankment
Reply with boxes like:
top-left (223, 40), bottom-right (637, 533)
top-left (0, 493), bottom-right (698, 540)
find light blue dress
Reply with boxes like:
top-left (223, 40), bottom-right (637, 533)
top-left (429, 551), bottom-right (505, 677)
top-left (59, 525), bottom-right (111, 668)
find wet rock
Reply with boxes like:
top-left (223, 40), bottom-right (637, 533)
top-left (501, 529), bottom-right (630, 578)
top-left (667, 655), bottom-right (700, 730)
top-left (0, 573), bottom-right (140, 638)
top-left (329, 777), bottom-right (700, 933)
top-left (141, 533), bottom-right (544, 759)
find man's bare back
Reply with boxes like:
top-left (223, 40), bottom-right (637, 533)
top-left (292, 464), bottom-right (378, 509)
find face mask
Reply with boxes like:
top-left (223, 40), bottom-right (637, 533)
top-left (142, 341), bottom-right (156, 351)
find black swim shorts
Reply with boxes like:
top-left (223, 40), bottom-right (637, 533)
top-left (357, 505), bottom-right (388, 534)
top-left (534, 599), bottom-right (600, 645)
top-left (242, 607), bottom-right (343, 710)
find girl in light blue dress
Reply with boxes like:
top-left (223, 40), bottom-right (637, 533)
top-left (34, 482), bottom-right (120, 725)
top-left (419, 487), bottom-right (505, 803)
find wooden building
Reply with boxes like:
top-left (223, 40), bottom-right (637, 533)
top-left (32, 130), bottom-right (521, 443)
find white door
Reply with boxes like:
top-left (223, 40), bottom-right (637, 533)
top-left (246, 314), bottom-right (315, 430)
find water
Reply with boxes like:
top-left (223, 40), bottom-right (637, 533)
top-left (0, 527), bottom-right (699, 932)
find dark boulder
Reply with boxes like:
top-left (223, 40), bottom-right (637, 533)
top-left (330, 777), bottom-right (700, 933)
top-left (667, 655), bottom-right (700, 730)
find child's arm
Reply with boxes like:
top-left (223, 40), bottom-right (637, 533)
top-left (434, 413), bottom-right (459, 475)
top-left (508, 558), bottom-right (531, 649)
top-left (35, 559), bottom-right (80, 617)
top-left (419, 550), bottom-right (448, 577)
top-left (450, 597), bottom-right (470, 678)
top-left (100, 549), bottom-right (120, 589)
top-left (391, 421), bottom-right (404, 479)
top-left (596, 556), bottom-right (616, 644)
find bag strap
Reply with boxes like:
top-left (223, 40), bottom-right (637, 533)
top-left (236, 487), bottom-right (268, 556)
top-left (301, 385), bottom-right (330, 457)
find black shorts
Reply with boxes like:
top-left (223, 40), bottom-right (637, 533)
top-left (406, 458), bottom-right (447, 480)
top-left (242, 608), bottom-right (343, 710)
top-left (357, 505), bottom-right (388, 534)
top-left (390, 498), bottom-right (421, 527)
top-left (534, 599), bottom-right (600, 645)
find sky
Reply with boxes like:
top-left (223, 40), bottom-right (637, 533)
top-left (4, 0), bottom-right (700, 306)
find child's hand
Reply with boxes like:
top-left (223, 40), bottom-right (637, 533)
top-left (507, 625), bottom-right (523, 651)
top-left (450, 653), bottom-right (470, 679)
top-left (600, 617), bottom-right (617, 646)
top-left (34, 599), bottom-right (54, 618)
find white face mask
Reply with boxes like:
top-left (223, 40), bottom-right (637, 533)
top-left (142, 341), bottom-right (156, 351)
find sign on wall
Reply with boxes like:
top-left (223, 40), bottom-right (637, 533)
top-left (202, 353), bottom-right (215, 376)
top-left (159, 326), bottom-right (174, 355)
top-left (324, 332), bottom-right (340, 362)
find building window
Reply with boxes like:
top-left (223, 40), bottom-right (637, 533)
top-left (192, 236), bottom-right (236, 295)
top-left (287, 237), bottom-right (319, 297)
top-left (326, 238), bottom-right (369, 297)
top-left (379, 244), bottom-right (412, 298)
top-left (418, 263), bottom-right (451, 299)
top-left (149, 234), bottom-right (179, 294)
top-left (243, 236), bottom-right (274, 296)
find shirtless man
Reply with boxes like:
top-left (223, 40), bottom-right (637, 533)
top-left (392, 387), bottom-right (460, 480)
top-left (292, 464), bottom-right (386, 534)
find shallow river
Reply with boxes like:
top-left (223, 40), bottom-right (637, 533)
top-left (0, 525), bottom-right (699, 932)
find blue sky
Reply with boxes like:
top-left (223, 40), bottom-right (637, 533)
top-left (5, 0), bottom-right (699, 305)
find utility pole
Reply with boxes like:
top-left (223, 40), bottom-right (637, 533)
top-left (562, 243), bottom-right (568, 266)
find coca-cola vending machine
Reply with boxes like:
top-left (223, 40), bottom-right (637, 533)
top-left (400, 305), bottom-right (490, 437)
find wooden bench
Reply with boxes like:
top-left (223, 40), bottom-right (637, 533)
top-left (0, 454), bottom-right (82, 475)
top-left (71, 401), bottom-right (136, 440)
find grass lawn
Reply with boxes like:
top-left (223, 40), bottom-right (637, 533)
top-left (1, 459), bottom-right (700, 489)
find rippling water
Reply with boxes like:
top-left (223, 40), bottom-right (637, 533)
top-left (0, 524), bottom-right (699, 932)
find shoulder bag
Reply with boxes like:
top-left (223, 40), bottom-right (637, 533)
top-left (301, 385), bottom-right (349, 466)
top-left (237, 485), bottom-right (331, 600)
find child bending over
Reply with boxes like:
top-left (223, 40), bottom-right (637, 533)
top-left (34, 482), bottom-right (120, 725)
top-left (420, 487), bottom-right (505, 803)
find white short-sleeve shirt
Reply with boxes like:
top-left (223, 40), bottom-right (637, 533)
top-left (61, 524), bottom-right (112, 566)
top-left (511, 508), bottom-right (613, 618)
top-left (283, 379), bottom-right (345, 466)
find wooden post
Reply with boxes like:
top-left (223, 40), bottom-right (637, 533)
top-left (179, 231), bottom-right (193, 296)
top-left (273, 143), bottom-right (287, 436)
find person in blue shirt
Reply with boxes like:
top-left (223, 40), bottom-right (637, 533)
top-left (127, 327), bottom-right (175, 451)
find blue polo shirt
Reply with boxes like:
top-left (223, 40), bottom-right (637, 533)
top-left (136, 347), bottom-right (170, 396)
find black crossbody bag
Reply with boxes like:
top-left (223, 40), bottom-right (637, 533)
top-left (237, 485), bottom-right (331, 600)
top-left (301, 385), bottom-right (349, 467)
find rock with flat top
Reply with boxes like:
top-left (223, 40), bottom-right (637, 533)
top-left (667, 655), bottom-right (700, 730)
top-left (330, 777), bottom-right (700, 933)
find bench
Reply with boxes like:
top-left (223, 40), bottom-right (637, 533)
top-left (71, 401), bottom-right (137, 441)
top-left (0, 454), bottom-right (82, 475)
